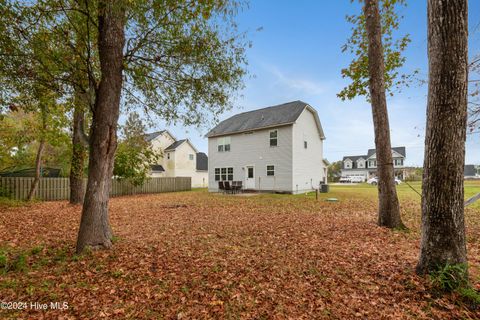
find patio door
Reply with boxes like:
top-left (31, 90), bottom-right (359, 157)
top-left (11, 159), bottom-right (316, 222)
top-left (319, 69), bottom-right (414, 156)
top-left (245, 166), bottom-right (255, 189)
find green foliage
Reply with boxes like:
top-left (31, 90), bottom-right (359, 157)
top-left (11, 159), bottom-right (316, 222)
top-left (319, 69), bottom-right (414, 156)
top-left (429, 263), bottom-right (468, 292)
top-left (338, 0), bottom-right (416, 101)
top-left (457, 286), bottom-right (480, 307)
top-left (327, 161), bottom-right (342, 182)
top-left (0, 109), bottom-right (72, 174)
top-left (429, 263), bottom-right (480, 308)
top-left (0, 250), bottom-right (7, 273)
top-left (0, 0), bottom-right (249, 128)
top-left (0, 186), bottom-right (11, 198)
top-left (113, 112), bottom-right (160, 186)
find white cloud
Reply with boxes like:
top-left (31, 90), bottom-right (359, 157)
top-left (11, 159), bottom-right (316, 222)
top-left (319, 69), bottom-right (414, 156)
top-left (264, 64), bottom-right (328, 95)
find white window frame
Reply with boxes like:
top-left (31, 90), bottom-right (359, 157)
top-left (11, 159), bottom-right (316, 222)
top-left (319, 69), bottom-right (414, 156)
top-left (269, 130), bottom-right (278, 147)
top-left (217, 136), bottom-right (231, 152)
top-left (215, 167), bottom-right (233, 181)
top-left (266, 165), bottom-right (275, 176)
top-left (189, 154), bottom-right (194, 160)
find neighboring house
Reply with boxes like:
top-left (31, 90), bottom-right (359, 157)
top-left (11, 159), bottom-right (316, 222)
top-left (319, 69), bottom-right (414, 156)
top-left (341, 147), bottom-right (407, 181)
top-left (146, 130), bottom-right (208, 187)
top-left (207, 100), bottom-right (326, 194)
top-left (464, 164), bottom-right (480, 179)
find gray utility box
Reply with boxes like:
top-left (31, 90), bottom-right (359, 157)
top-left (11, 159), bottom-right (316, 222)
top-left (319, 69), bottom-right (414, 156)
top-left (320, 184), bottom-right (330, 193)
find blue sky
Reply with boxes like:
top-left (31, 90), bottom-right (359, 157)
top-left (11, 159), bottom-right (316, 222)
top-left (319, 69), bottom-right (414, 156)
top-left (146, 1), bottom-right (480, 166)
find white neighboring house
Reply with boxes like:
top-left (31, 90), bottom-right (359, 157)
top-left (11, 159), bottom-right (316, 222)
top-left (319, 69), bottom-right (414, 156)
top-left (207, 100), bottom-right (326, 194)
top-left (340, 147), bottom-right (407, 181)
top-left (146, 130), bottom-right (208, 188)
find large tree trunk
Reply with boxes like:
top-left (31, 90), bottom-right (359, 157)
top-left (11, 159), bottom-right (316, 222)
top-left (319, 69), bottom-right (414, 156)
top-left (69, 97), bottom-right (88, 204)
top-left (364, 0), bottom-right (404, 228)
top-left (416, 0), bottom-right (468, 275)
top-left (76, 1), bottom-right (125, 253)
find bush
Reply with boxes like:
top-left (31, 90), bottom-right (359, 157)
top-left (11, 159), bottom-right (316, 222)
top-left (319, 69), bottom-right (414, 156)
top-left (0, 186), bottom-right (12, 198)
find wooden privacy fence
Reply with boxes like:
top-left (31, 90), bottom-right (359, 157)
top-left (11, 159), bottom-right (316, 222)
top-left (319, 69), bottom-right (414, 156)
top-left (0, 177), bottom-right (191, 201)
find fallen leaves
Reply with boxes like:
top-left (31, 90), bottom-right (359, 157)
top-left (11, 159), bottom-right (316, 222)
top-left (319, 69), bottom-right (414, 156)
top-left (0, 190), bottom-right (478, 319)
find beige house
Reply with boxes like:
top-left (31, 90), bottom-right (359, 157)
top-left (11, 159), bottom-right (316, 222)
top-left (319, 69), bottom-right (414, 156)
top-left (146, 130), bottom-right (208, 188)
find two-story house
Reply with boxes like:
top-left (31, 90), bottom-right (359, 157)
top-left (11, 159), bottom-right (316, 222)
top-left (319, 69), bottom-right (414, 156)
top-left (341, 147), bottom-right (407, 181)
top-left (146, 130), bottom-right (208, 187)
top-left (207, 101), bottom-right (326, 194)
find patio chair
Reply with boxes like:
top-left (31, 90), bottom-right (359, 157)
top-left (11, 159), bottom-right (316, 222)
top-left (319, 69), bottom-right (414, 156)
top-left (218, 181), bottom-right (225, 193)
top-left (233, 181), bottom-right (243, 194)
top-left (223, 181), bottom-right (232, 194)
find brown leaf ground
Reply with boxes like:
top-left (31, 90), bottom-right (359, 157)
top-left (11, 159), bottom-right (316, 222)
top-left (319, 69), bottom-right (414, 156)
top-left (1, 184), bottom-right (480, 319)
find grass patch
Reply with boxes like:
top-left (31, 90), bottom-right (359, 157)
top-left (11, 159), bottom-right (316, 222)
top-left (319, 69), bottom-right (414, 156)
top-left (429, 263), bottom-right (468, 292)
top-left (0, 196), bottom-right (27, 208)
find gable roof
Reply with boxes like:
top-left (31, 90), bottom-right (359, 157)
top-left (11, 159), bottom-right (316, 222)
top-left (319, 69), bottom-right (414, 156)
top-left (207, 100), bottom-right (325, 139)
top-left (196, 152), bottom-right (208, 171)
top-left (145, 130), bottom-right (176, 142)
top-left (145, 130), bottom-right (166, 142)
top-left (165, 139), bottom-right (186, 151)
top-left (164, 139), bottom-right (199, 153)
top-left (367, 146), bottom-right (406, 158)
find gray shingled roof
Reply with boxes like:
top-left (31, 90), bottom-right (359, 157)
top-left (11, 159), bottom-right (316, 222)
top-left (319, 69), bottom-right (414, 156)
top-left (367, 147), bottom-right (406, 158)
top-left (150, 164), bottom-right (165, 172)
top-left (342, 155), bottom-right (367, 169)
top-left (196, 152), bottom-right (208, 171)
top-left (465, 165), bottom-right (477, 177)
top-left (207, 100), bottom-right (324, 138)
top-left (165, 139), bottom-right (186, 151)
top-left (145, 130), bottom-right (166, 142)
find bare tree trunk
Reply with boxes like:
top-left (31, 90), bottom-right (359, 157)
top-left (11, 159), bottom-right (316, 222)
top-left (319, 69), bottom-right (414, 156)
top-left (76, 1), bottom-right (125, 253)
top-left (27, 138), bottom-right (45, 201)
top-left (364, 0), bottom-right (404, 229)
top-left (69, 97), bottom-right (88, 204)
top-left (27, 107), bottom-right (47, 201)
top-left (416, 0), bottom-right (468, 275)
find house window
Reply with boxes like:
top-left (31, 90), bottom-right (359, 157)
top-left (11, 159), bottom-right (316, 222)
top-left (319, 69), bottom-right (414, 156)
top-left (345, 161), bottom-right (351, 168)
top-left (270, 130), bottom-right (278, 147)
top-left (394, 159), bottom-right (404, 166)
top-left (215, 167), bottom-right (233, 181)
top-left (267, 165), bottom-right (275, 176)
top-left (247, 167), bottom-right (254, 178)
top-left (369, 160), bottom-right (377, 167)
top-left (167, 153), bottom-right (170, 160)
top-left (189, 154), bottom-right (194, 160)
top-left (217, 136), bottom-right (231, 152)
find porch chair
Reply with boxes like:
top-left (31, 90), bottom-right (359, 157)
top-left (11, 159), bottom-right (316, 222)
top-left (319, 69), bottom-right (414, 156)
top-left (223, 181), bottom-right (232, 194)
top-left (218, 181), bottom-right (225, 194)
top-left (232, 181), bottom-right (243, 194)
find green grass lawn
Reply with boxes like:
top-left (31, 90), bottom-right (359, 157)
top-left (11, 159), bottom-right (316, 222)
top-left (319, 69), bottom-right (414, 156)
top-left (306, 180), bottom-right (480, 209)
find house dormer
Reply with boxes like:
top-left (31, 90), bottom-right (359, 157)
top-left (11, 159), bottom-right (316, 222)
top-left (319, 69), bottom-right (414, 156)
top-left (344, 158), bottom-right (353, 169)
top-left (356, 158), bottom-right (366, 169)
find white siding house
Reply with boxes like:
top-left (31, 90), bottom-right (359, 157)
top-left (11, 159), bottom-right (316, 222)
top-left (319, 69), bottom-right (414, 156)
top-left (147, 130), bottom-right (208, 187)
top-left (340, 147), bottom-right (407, 181)
top-left (207, 101), bottom-right (326, 194)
